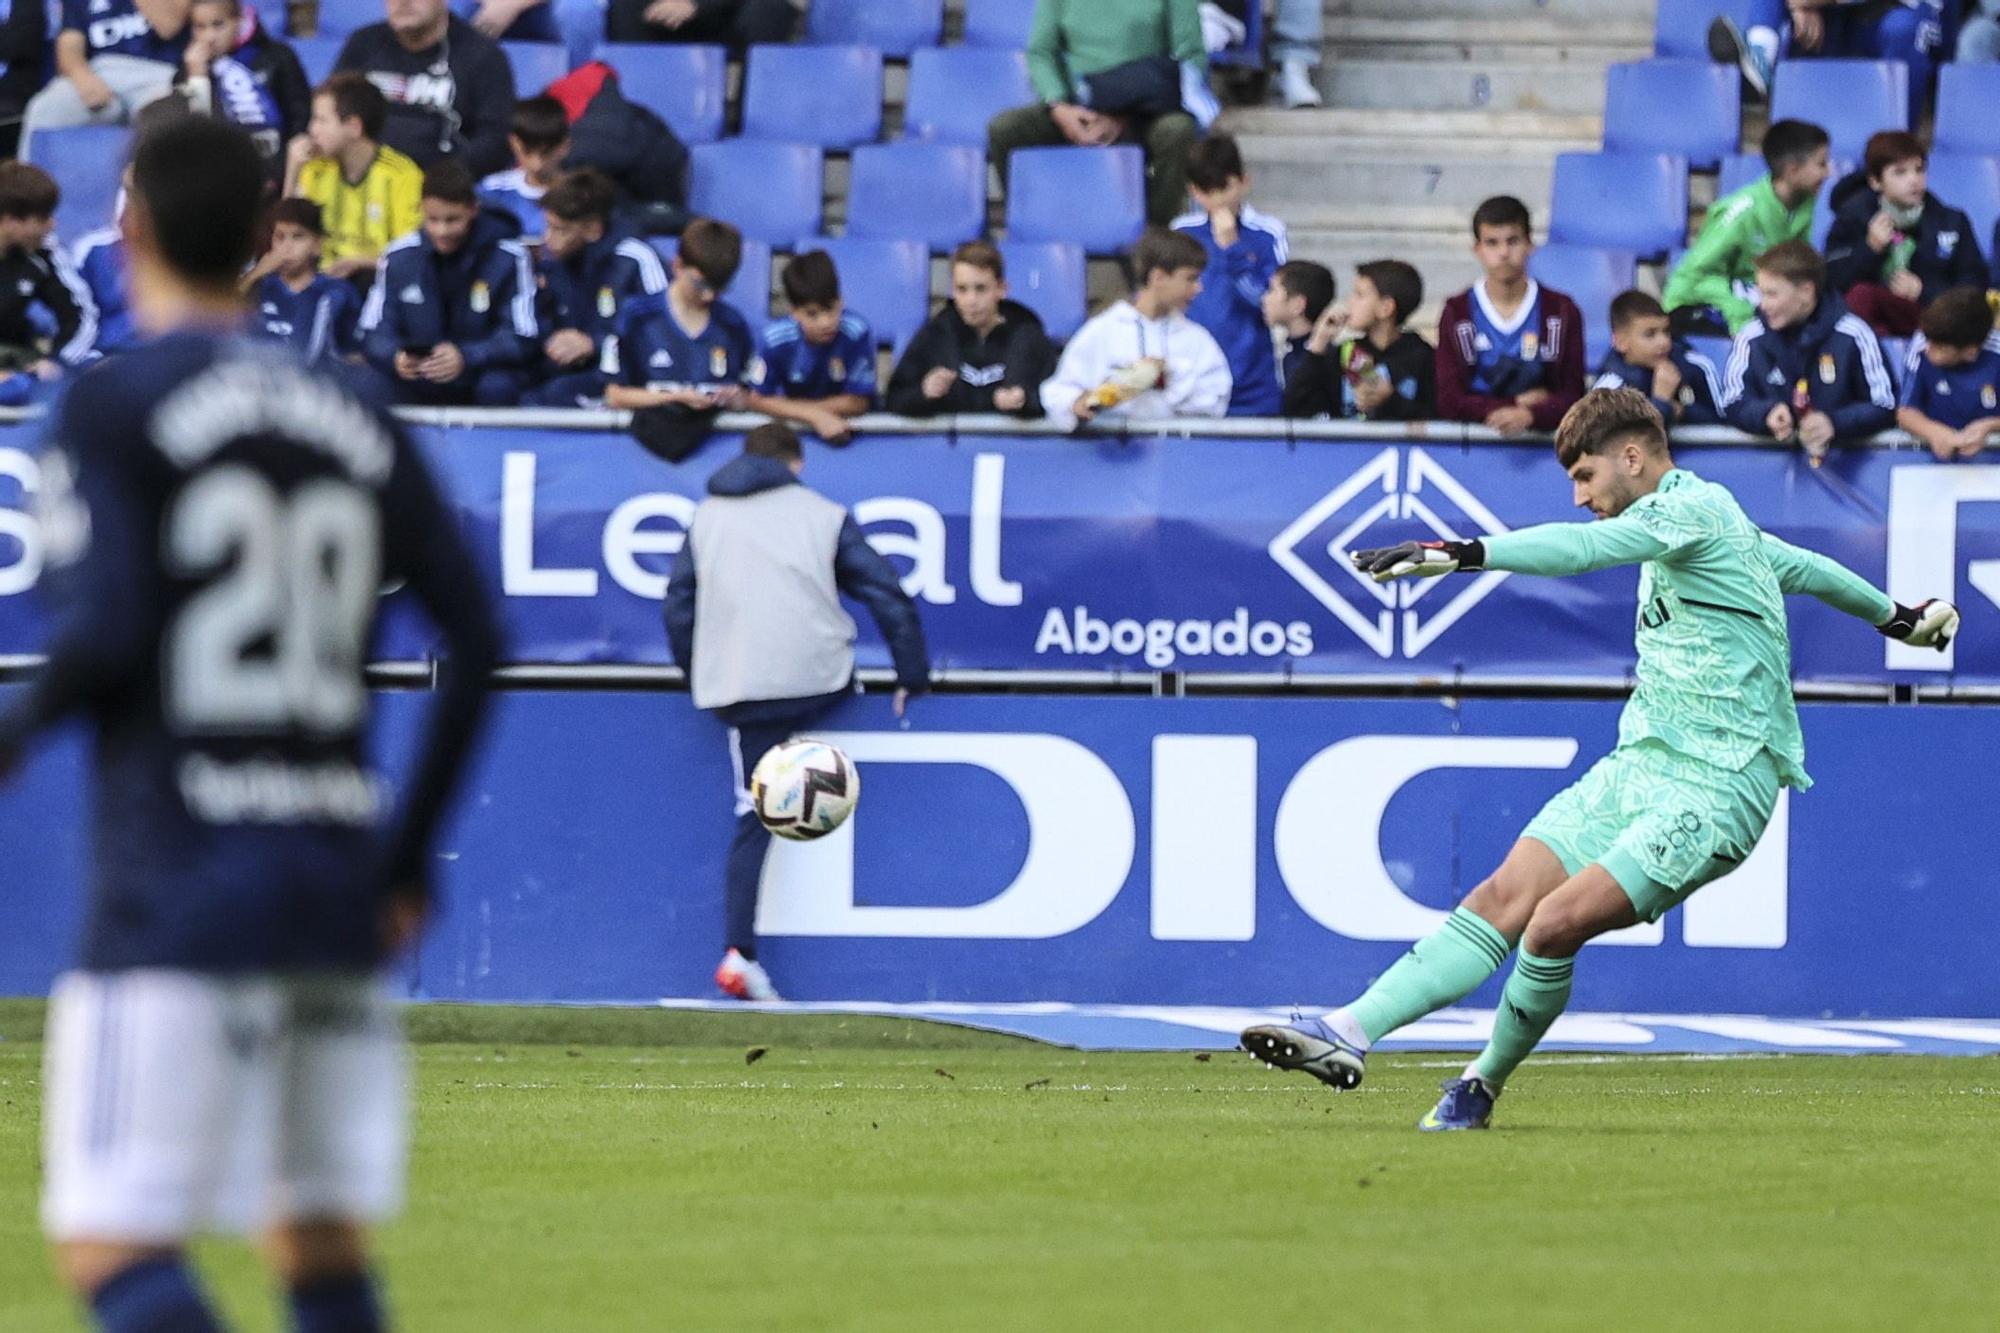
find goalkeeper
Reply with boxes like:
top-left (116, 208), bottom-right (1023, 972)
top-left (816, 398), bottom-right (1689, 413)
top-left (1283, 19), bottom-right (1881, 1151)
top-left (1243, 387), bottom-right (1958, 1130)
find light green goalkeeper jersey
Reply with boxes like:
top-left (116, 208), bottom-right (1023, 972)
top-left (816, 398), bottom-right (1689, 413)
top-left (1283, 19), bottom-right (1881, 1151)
top-left (1479, 468), bottom-right (1894, 791)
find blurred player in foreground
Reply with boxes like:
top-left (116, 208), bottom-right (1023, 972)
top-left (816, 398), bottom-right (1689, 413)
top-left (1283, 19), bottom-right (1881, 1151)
top-left (1243, 387), bottom-right (1957, 1130)
top-left (0, 117), bottom-right (500, 1330)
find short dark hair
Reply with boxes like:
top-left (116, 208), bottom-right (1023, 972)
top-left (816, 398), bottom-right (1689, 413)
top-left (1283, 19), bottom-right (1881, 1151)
top-left (1355, 259), bottom-right (1422, 326)
top-left (1756, 238), bottom-right (1825, 290)
top-left (951, 239), bottom-right (1004, 280)
top-left (1273, 260), bottom-right (1334, 322)
top-left (744, 421), bottom-right (803, 462)
top-left (1554, 387), bottom-right (1669, 468)
top-left (678, 217), bottom-right (742, 291)
top-left (542, 167), bottom-right (616, 226)
top-left (267, 196), bottom-right (327, 236)
top-left (1185, 133), bottom-right (1246, 194)
top-left (1132, 227), bottom-right (1206, 286)
top-left (1471, 194), bottom-right (1532, 239)
top-left (0, 161), bottom-right (58, 221)
top-left (131, 117), bottom-right (265, 284)
top-left (1920, 287), bottom-right (1995, 349)
top-left (1864, 129), bottom-right (1925, 182)
top-left (191, 0), bottom-right (240, 13)
top-left (1761, 118), bottom-right (1830, 174)
top-left (510, 95), bottom-right (571, 152)
top-left (421, 160), bottom-right (478, 207)
top-left (1609, 289), bottom-right (1667, 330)
top-left (318, 72), bottom-right (387, 142)
top-left (782, 250), bottom-right (841, 308)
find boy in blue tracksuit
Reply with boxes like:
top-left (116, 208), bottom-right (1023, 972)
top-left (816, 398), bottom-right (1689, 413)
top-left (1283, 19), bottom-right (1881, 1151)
top-left (1591, 290), bottom-right (1722, 429)
top-left (1174, 133), bottom-right (1288, 417)
top-left (1720, 240), bottom-right (1897, 461)
top-left (73, 226), bottom-right (137, 358)
top-left (358, 160), bottom-right (537, 405)
top-left (522, 168), bottom-right (669, 406)
top-left (250, 197), bottom-right (362, 364)
top-left (747, 249), bottom-right (877, 445)
top-left (1896, 286), bottom-right (2000, 461)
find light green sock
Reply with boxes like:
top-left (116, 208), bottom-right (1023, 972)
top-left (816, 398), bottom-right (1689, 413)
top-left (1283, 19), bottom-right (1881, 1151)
top-left (1470, 951), bottom-right (1575, 1088)
top-left (1343, 907), bottom-right (1512, 1044)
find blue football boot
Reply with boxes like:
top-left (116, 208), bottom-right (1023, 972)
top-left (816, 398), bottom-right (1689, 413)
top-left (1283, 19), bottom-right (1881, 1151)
top-left (1239, 1015), bottom-right (1366, 1091)
top-left (1419, 1076), bottom-right (1498, 1131)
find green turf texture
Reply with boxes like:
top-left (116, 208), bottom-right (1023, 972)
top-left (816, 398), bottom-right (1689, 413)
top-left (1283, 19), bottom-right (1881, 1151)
top-left (1, 1001), bottom-right (1995, 1331)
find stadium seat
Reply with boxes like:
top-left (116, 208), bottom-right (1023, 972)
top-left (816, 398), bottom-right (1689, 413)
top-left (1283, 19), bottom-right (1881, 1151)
top-left (960, 0), bottom-right (1036, 50)
top-left (646, 235), bottom-right (774, 325)
top-left (844, 143), bottom-right (986, 249)
top-left (308, 0), bottom-right (378, 38)
top-left (289, 35), bottom-right (343, 87)
top-left (1933, 66), bottom-right (2000, 156)
top-left (1527, 243), bottom-right (1638, 372)
top-left (1548, 151), bottom-right (1689, 260)
top-left (689, 141), bottom-right (824, 243)
top-left (791, 237), bottom-right (931, 351)
top-left (1653, 0), bottom-right (1764, 59)
top-left (30, 126), bottom-right (129, 245)
top-left (741, 45), bottom-right (883, 150)
top-left (502, 41), bottom-right (568, 95)
top-left (805, 0), bottom-right (944, 58)
top-left (1769, 60), bottom-right (1907, 160)
top-left (997, 240), bottom-right (1086, 340)
top-left (1923, 154), bottom-right (2000, 267)
top-left (598, 44), bottom-right (727, 145)
top-left (903, 47), bottom-right (1033, 145)
top-left (1716, 152), bottom-right (1764, 196)
top-left (1603, 60), bottom-right (1740, 171)
top-left (1005, 146), bottom-right (1145, 253)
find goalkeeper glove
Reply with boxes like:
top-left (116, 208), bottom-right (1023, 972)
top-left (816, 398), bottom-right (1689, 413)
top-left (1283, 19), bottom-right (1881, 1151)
top-left (1878, 599), bottom-right (1960, 652)
top-left (1350, 539), bottom-right (1486, 583)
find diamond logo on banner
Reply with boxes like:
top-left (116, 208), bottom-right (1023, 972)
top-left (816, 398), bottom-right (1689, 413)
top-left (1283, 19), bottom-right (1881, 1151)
top-left (1268, 447), bottom-right (1513, 659)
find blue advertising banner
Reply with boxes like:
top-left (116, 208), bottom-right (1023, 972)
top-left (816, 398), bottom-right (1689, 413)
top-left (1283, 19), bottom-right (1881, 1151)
top-left (7, 419), bottom-right (2000, 683)
top-left (5, 686), bottom-right (1996, 1018)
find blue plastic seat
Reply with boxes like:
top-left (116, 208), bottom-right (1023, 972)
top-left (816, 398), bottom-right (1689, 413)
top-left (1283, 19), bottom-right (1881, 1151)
top-left (997, 240), bottom-right (1086, 340)
top-left (597, 44), bottom-right (727, 145)
top-left (309, 0), bottom-right (379, 38)
top-left (1923, 154), bottom-right (2000, 268)
top-left (689, 141), bottom-right (824, 242)
top-left (501, 40), bottom-right (569, 95)
top-left (1527, 243), bottom-right (1637, 372)
top-left (845, 143), bottom-right (986, 249)
top-left (1005, 146), bottom-right (1145, 252)
top-left (742, 44), bottom-right (883, 150)
top-left (1603, 60), bottom-right (1740, 171)
top-left (1933, 67), bottom-right (2000, 157)
top-left (960, 0), bottom-right (1035, 50)
top-left (645, 236), bottom-right (774, 326)
top-left (1549, 151), bottom-right (1690, 260)
top-left (904, 47), bottom-right (1033, 145)
top-left (289, 34), bottom-right (344, 86)
top-left (791, 238), bottom-right (931, 351)
top-left (1653, 0), bottom-right (1765, 59)
top-left (29, 126), bottom-right (129, 244)
top-left (1770, 60), bottom-right (1907, 160)
top-left (805, 0), bottom-right (943, 58)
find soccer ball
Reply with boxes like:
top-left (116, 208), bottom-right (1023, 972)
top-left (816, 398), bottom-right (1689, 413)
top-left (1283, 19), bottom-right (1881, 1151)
top-left (750, 739), bottom-right (860, 841)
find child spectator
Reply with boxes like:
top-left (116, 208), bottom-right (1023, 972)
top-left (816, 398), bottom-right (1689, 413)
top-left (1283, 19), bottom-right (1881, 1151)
top-left (287, 73), bottom-right (425, 280)
top-left (1592, 291), bottom-right (1723, 429)
top-left (1041, 227), bottom-right (1232, 431)
top-left (1664, 119), bottom-right (1831, 337)
top-left (747, 250), bottom-right (877, 445)
top-left (18, 0), bottom-right (183, 159)
top-left (1262, 258), bottom-right (1334, 417)
top-left (1824, 131), bottom-right (1991, 338)
top-left (1173, 133), bottom-right (1288, 417)
top-left (601, 217), bottom-right (756, 413)
top-left (1286, 259), bottom-right (1435, 422)
top-left (1897, 287), bottom-right (2000, 462)
top-left (358, 161), bottom-right (536, 405)
top-left (250, 197), bottom-right (362, 365)
top-left (73, 226), bottom-right (137, 359)
top-left (522, 168), bottom-right (669, 406)
top-left (480, 95), bottom-right (571, 246)
top-left (179, 0), bottom-right (309, 182)
top-left (1721, 240), bottom-right (1897, 463)
top-left (885, 240), bottom-right (1055, 419)
top-left (0, 163), bottom-right (98, 377)
top-left (1437, 196), bottom-right (1585, 437)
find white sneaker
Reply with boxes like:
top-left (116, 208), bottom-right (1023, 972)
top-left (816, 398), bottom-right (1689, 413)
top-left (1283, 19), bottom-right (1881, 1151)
top-left (1280, 58), bottom-right (1322, 109)
top-left (715, 948), bottom-right (781, 1002)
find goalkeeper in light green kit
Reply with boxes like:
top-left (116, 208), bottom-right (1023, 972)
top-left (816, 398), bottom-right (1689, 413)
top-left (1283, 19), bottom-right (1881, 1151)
top-left (1242, 388), bottom-right (1960, 1130)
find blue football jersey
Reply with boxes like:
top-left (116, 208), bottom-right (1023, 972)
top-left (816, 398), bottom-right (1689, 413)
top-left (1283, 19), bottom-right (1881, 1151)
top-left (1900, 334), bottom-right (2000, 430)
top-left (750, 313), bottom-right (878, 401)
top-left (73, 228), bottom-right (138, 357)
top-left (63, 0), bottom-right (181, 62)
top-left (1466, 279), bottom-right (1547, 400)
top-left (602, 294), bottom-right (756, 393)
top-left (478, 169), bottom-right (547, 245)
top-left (251, 272), bottom-right (363, 364)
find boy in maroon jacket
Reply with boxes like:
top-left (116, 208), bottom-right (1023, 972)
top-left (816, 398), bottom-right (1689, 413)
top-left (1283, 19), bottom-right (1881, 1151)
top-left (1436, 195), bottom-right (1587, 436)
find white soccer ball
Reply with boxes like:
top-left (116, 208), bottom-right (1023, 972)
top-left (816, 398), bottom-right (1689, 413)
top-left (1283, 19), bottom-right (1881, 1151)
top-left (750, 739), bottom-right (860, 841)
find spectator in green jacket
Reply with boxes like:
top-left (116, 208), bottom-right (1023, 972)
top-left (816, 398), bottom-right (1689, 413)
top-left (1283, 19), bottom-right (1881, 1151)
top-left (986, 0), bottom-right (1207, 227)
top-left (1663, 119), bottom-right (1831, 337)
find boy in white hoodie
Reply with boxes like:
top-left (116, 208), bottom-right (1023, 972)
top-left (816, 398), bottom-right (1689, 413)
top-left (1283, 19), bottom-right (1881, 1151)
top-left (1041, 228), bottom-right (1233, 430)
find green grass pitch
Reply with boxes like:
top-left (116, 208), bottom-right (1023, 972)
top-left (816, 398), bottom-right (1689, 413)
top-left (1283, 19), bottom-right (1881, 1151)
top-left (1, 1001), bottom-right (1995, 1330)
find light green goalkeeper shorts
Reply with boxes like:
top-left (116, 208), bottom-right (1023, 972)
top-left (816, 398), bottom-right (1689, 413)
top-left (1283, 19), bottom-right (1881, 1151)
top-left (1520, 739), bottom-right (1782, 923)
